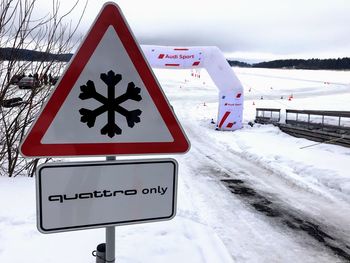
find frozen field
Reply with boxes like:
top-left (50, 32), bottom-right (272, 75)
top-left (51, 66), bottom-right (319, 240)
top-left (0, 67), bottom-right (350, 262)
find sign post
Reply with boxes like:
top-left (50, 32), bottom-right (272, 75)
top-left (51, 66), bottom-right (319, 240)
top-left (21, 2), bottom-right (189, 262)
top-left (36, 159), bottom-right (178, 261)
top-left (106, 156), bottom-right (116, 263)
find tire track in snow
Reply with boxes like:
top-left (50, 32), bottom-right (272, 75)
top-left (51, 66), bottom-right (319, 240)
top-left (180, 119), bottom-right (350, 262)
top-left (221, 178), bottom-right (350, 261)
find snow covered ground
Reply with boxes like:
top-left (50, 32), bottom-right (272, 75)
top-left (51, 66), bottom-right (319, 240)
top-left (1, 67), bottom-right (350, 262)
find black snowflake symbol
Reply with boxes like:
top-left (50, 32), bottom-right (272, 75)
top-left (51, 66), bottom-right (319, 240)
top-left (78, 70), bottom-right (142, 138)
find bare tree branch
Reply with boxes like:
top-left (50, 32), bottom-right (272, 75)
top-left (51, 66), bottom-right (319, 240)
top-left (0, 0), bottom-right (87, 177)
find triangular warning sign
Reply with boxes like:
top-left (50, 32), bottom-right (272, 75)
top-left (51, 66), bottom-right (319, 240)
top-left (20, 3), bottom-right (190, 157)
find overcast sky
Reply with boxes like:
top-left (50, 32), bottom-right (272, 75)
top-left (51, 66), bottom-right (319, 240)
top-left (37, 0), bottom-right (350, 62)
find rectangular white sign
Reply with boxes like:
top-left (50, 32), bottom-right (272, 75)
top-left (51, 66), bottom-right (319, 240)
top-left (36, 159), bottom-right (177, 233)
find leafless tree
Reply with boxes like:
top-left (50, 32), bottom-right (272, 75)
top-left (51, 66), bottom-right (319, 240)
top-left (0, 0), bottom-right (87, 177)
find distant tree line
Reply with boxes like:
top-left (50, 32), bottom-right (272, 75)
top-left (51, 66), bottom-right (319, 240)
top-left (0, 48), bottom-right (72, 62)
top-left (227, 57), bottom-right (350, 70)
top-left (227, 60), bottom-right (251, 68)
top-left (2, 48), bottom-right (350, 70)
top-left (252, 58), bottom-right (350, 70)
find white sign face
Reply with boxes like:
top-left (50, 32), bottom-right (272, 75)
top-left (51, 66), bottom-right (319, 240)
top-left (36, 159), bottom-right (177, 233)
top-left (42, 26), bottom-right (173, 144)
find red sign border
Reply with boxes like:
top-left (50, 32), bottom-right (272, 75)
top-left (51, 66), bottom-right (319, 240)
top-left (20, 3), bottom-right (190, 157)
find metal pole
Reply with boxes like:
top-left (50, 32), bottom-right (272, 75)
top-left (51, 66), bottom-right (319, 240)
top-left (106, 226), bottom-right (115, 262)
top-left (322, 115), bottom-right (324, 131)
top-left (106, 156), bottom-right (116, 263)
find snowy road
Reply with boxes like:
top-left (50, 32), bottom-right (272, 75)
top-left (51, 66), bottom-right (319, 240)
top-left (158, 68), bottom-right (350, 262)
top-left (177, 125), bottom-right (349, 262)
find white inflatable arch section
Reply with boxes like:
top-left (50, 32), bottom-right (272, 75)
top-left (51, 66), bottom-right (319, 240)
top-left (141, 45), bottom-right (244, 131)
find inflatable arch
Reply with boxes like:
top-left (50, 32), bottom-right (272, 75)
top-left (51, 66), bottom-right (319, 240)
top-left (141, 45), bottom-right (244, 131)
